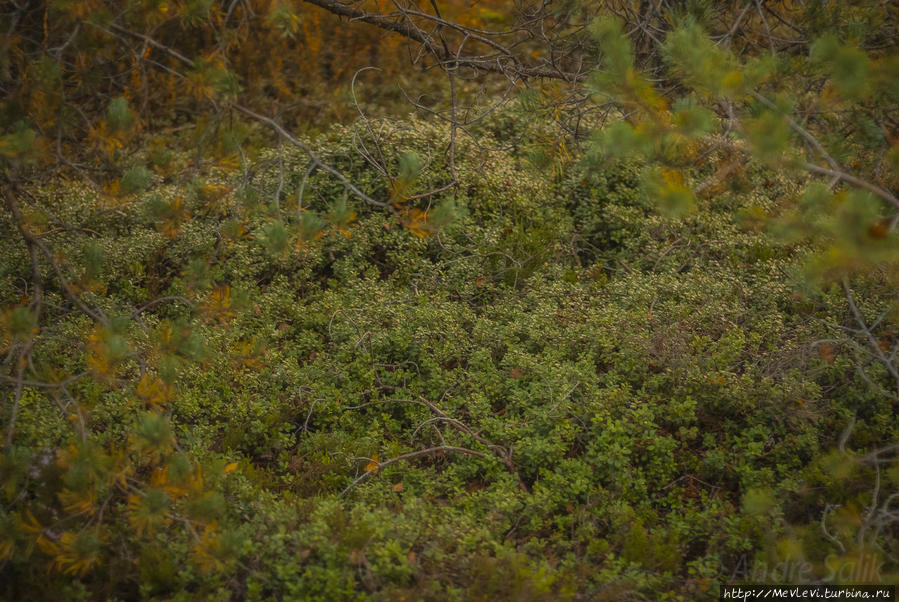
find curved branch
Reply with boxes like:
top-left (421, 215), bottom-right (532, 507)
top-left (339, 445), bottom-right (492, 497)
top-left (3, 184), bottom-right (43, 446)
top-left (804, 163), bottom-right (899, 213)
top-left (300, 0), bottom-right (584, 82)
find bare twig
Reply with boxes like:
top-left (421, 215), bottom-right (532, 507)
top-left (3, 184), bottom-right (43, 446)
top-left (300, 0), bottom-right (585, 83)
top-left (231, 104), bottom-right (388, 209)
top-left (804, 162), bottom-right (899, 214)
top-left (843, 279), bottom-right (899, 395)
top-left (340, 445), bottom-right (493, 497)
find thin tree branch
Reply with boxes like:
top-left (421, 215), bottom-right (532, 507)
top-left (843, 279), bottom-right (899, 396)
top-left (340, 445), bottom-right (492, 497)
top-left (3, 184), bottom-right (43, 446)
top-left (300, 0), bottom-right (584, 82)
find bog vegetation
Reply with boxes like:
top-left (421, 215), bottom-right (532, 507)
top-left (1, 1), bottom-right (897, 600)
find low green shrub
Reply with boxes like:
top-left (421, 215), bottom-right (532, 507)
top-left (2, 115), bottom-right (896, 600)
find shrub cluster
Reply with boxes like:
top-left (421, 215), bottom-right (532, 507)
top-left (1, 116), bottom-right (896, 600)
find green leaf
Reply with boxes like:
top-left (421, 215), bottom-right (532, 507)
top-left (811, 35), bottom-right (871, 100)
top-left (427, 198), bottom-right (458, 231)
top-left (589, 16), bottom-right (632, 76)
top-left (641, 166), bottom-right (696, 217)
top-left (265, 2), bottom-right (302, 39)
top-left (106, 97), bottom-right (135, 132)
top-left (167, 453), bottom-right (193, 484)
top-left (258, 220), bottom-right (290, 256)
top-left (593, 121), bottom-right (654, 159)
top-left (742, 487), bottom-right (776, 515)
top-left (0, 128), bottom-right (38, 163)
top-left (186, 491), bottom-right (225, 523)
top-left (663, 23), bottom-right (740, 97)
top-left (743, 111), bottom-right (791, 164)
top-left (397, 151), bottom-right (424, 184)
top-left (82, 241), bottom-right (103, 275)
top-left (183, 258), bottom-right (212, 291)
top-left (672, 97), bottom-right (716, 137)
top-left (8, 307), bottom-right (38, 339)
top-left (135, 412), bottom-right (173, 452)
top-left (327, 195), bottom-right (356, 227)
top-left (296, 211), bottom-right (325, 242)
top-left (120, 166), bottom-right (154, 195)
top-left (518, 88), bottom-right (540, 113)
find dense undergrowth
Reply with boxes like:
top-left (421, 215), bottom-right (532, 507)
top-left (2, 116), bottom-right (897, 600)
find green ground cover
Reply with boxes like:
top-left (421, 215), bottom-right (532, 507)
top-left (2, 116), bottom-right (896, 600)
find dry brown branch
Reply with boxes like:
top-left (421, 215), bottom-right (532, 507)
top-left (301, 0), bottom-right (586, 83)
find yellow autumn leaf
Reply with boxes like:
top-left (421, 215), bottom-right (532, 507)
top-left (201, 285), bottom-right (237, 323)
top-left (160, 196), bottom-right (190, 238)
top-left (150, 466), bottom-right (189, 499)
top-left (51, 530), bottom-right (103, 575)
top-left (36, 533), bottom-right (60, 557)
top-left (722, 69), bottom-right (745, 93)
top-left (660, 166), bottom-right (684, 187)
top-left (216, 153), bottom-right (241, 169)
top-left (400, 208), bottom-right (432, 238)
top-left (135, 374), bottom-right (173, 409)
top-left (199, 183), bottom-right (231, 207)
top-left (230, 337), bottom-right (263, 370)
top-left (190, 521), bottom-right (229, 574)
top-left (0, 538), bottom-right (12, 563)
top-left (58, 487), bottom-right (98, 516)
top-left (21, 509), bottom-right (43, 533)
top-left (223, 462), bottom-right (238, 474)
top-left (86, 328), bottom-right (114, 379)
top-left (364, 454), bottom-right (380, 474)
